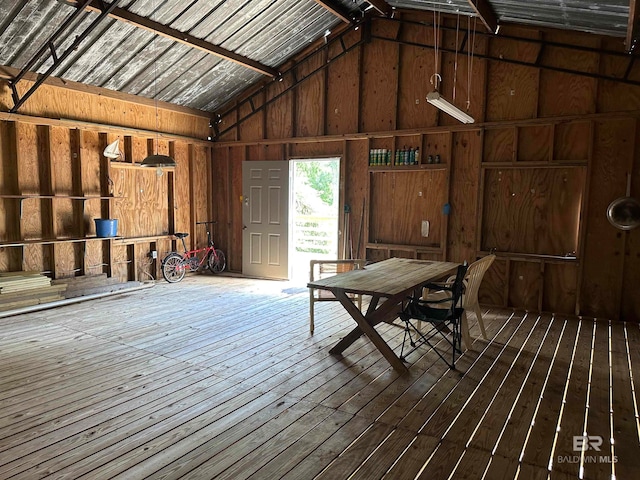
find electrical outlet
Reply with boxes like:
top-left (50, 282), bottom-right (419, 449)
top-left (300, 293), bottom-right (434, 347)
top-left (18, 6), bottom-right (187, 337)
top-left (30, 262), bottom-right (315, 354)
top-left (150, 250), bottom-right (157, 259)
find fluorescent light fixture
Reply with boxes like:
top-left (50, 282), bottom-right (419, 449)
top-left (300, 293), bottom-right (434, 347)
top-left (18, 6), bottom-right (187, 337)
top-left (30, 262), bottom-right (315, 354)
top-left (426, 91), bottom-right (475, 124)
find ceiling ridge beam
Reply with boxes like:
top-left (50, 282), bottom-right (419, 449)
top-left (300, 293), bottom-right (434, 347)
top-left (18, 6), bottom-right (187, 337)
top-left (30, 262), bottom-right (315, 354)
top-left (466, 0), bottom-right (499, 34)
top-left (74, 0), bottom-right (278, 77)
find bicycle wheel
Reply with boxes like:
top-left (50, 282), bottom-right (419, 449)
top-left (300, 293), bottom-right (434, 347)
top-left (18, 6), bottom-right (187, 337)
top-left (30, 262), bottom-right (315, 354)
top-left (162, 252), bottom-right (186, 283)
top-left (208, 249), bottom-right (226, 274)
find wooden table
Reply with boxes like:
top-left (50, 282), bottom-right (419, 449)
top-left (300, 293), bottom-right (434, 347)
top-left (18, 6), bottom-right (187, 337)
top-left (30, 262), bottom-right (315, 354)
top-left (307, 257), bottom-right (459, 373)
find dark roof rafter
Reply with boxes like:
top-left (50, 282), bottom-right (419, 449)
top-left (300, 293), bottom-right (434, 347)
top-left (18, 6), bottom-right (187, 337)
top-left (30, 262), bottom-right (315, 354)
top-left (69, 0), bottom-right (279, 77)
top-left (312, 0), bottom-right (354, 23)
top-left (366, 0), bottom-right (393, 17)
top-left (466, 0), bottom-right (499, 34)
top-left (627, 0), bottom-right (639, 53)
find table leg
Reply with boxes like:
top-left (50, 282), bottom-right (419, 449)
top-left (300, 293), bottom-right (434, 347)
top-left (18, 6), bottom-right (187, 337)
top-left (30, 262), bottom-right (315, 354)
top-left (329, 290), bottom-right (408, 374)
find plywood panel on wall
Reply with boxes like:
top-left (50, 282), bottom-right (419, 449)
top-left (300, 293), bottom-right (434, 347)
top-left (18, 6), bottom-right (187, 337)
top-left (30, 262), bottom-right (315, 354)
top-left (538, 71), bottom-right (597, 117)
top-left (482, 167), bottom-right (585, 256)
top-left (81, 131), bottom-right (102, 236)
top-left (396, 18), bottom-right (437, 130)
top-left (509, 261), bottom-right (541, 310)
top-left (326, 32), bottom-right (360, 135)
top-left (266, 75), bottom-right (293, 139)
top-left (582, 119), bottom-right (634, 319)
top-left (479, 257), bottom-right (507, 306)
top-left (543, 262), bottom-right (578, 314)
top-left (229, 146), bottom-right (244, 272)
top-left (448, 130), bottom-right (481, 263)
top-left (173, 141), bottom-right (191, 235)
top-left (486, 63), bottom-right (538, 121)
top-left (191, 145), bottom-right (209, 247)
top-left (360, 20), bottom-right (399, 132)
top-left (211, 146), bottom-right (230, 253)
top-left (345, 139), bottom-right (369, 259)
top-left (296, 53), bottom-right (325, 137)
top-left (239, 92), bottom-right (265, 142)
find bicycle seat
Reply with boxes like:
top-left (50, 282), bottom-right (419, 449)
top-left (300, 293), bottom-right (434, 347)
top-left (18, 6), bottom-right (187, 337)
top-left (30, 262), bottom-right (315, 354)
top-left (174, 233), bottom-right (189, 239)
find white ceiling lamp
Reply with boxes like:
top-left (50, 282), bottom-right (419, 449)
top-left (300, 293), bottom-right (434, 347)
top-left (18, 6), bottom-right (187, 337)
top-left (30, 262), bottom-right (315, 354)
top-left (426, 91), bottom-right (475, 124)
top-left (426, 10), bottom-right (475, 124)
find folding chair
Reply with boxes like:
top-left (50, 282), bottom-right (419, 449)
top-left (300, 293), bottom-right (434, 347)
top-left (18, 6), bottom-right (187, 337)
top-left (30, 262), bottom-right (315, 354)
top-left (398, 263), bottom-right (468, 369)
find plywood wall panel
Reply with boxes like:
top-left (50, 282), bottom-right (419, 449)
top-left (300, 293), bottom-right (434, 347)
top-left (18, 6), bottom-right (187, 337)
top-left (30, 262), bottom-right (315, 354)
top-left (554, 121), bottom-right (591, 161)
top-left (369, 172), bottom-right (395, 244)
top-left (23, 244), bottom-right (51, 275)
top-left (538, 71), bottom-right (597, 117)
top-left (597, 80), bottom-right (640, 113)
top-left (448, 130), bottom-right (482, 263)
top-left (50, 127), bottom-right (73, 193)
top-left (2, 80), bottom-right (209, 138)
top-left (479, 258), bottom-right (507, 306)
top-left (360, 21), bottom-right (399, 132)
top-left (482, 167), bottom-right (585, 256)
top-left (581, 119), bottom-right (634, 319)
top-left (0, 121), bottom-right (19, 241)
top-left (345, 139), bottom-right (368, 259)
top-left (543, 263), bottom-right (578, 314)
top-left (173, 141), bottom-right (191, 235)
top-left (17, 123), bottom-right (43, 239)
top-left (509, 261), bottom-right (541, 310)
top-left (621, 127), bottom-right (640, 322)
top-left (397, 20), bottom-right (437, 130)
top-left (81, 131), bottom-right (102, 236)
top-left (53, 243), bottom-right (78, 278)
top-left (326, 37), bottom-right (360, 135)
top-left (111, 244), bottom-right (129, 283)
top-left (211, 147), bottom-right (229, 252)
top-left (266, 78), bottom-right (293, 139)
top-left (239, 92), bottom-right (265, 141)
top-left (290, 142), bottom-right (343, 158)
top-left (296, 53), bottom-right (325, 137)
top-left (486, 63), bottom-right (538, 121)
top-left (191, 145), bottom-right (209, 247)
top-left (518, 125), bottom-right (552, 162)
top-left (483, 128), bottom-right (515, 162)
top-left (84, 241), bottom-right (105, 275)
top-left (229, 146), bottom-right (244, 271)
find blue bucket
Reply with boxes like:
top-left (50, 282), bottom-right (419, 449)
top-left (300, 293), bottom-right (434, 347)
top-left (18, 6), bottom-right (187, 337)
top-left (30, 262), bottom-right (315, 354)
top-left (95, 219), bottom-right (118, 237)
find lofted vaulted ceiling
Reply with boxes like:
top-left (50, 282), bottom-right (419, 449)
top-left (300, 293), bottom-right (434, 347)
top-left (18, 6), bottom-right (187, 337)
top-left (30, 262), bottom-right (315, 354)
top-left (0, 0), bottom-right (635, 117)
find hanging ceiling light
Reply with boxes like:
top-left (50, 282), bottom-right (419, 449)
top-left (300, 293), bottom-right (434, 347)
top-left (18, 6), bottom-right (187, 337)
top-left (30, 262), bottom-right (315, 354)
top-left (140, 3), bottom-right (175, 169)
top-left (426, 91), bottom-right (475, 124)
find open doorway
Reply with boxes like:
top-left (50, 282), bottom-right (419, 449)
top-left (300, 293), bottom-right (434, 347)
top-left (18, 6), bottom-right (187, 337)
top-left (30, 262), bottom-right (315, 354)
top-left (290, 158), bottom-right (340, 282)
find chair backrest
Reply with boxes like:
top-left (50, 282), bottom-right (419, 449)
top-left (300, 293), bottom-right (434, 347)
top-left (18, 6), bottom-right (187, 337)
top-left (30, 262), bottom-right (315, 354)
top-left (464, 254), bottom-right (496, 306)
top-left (450, 263), bottom-right (469, 310)
top-left (310, 259), bottom-right (365, 299)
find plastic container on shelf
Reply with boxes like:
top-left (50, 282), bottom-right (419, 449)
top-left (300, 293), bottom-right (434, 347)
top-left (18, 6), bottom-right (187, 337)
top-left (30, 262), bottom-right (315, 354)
top-left (95, 219), bottom-right (118, 237)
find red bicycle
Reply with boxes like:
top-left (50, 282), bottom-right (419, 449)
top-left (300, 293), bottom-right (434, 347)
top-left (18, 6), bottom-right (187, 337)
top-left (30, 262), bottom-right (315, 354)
top-left (161, 221), bottom-right (226, 283)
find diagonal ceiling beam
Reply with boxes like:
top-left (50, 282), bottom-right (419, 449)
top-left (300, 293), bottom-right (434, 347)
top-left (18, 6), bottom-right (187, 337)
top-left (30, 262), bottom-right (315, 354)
top-left (366, 0), bottom-right (393, 17)
top-left (627, 0), bottom-right (640, 53)
top-left (312, 0), bottom-right (354, 23)
top-left (69, 0), bottom-right (278, 77)
top-left (466, 0), bottom-right (499, 34)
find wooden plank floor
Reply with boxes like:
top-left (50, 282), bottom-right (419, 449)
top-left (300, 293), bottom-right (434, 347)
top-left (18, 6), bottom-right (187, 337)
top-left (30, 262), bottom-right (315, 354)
top-left (0, 274), bottom-right (638, 479)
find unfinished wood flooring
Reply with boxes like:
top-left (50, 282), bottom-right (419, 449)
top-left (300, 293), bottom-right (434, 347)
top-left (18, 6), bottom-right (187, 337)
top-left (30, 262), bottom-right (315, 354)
top-left (0, 275), bottom-right (638, 479)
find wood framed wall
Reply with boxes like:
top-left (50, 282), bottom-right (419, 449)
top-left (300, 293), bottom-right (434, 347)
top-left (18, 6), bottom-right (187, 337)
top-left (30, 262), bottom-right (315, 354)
top-left (212, 11), bottom-right (640, 322)
top-left (0, 77), bottom-right (212, 283)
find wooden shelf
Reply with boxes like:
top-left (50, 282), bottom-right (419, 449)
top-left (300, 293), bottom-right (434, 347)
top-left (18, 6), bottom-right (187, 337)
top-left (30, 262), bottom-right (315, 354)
top-left (368, 164), bottom-right (447, 173)
top-left (479, 250), bottom-right (579, 263)
top-left (366, 242), bottom-right (441, 251)
top-left (112, 234), bottom-right (174, 244)
top-left (110, 162), bottom-right (175, 170)
top-left (0, 194), bottom-right (123, 200)
top-left (0, 236), bottom-right (122, 247)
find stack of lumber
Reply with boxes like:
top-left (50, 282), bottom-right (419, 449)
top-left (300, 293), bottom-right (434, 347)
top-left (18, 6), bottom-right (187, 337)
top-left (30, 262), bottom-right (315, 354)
top-left (0, 272), bottom-right (66, 311)
top-left (52, 273), bottom-right (143, 299)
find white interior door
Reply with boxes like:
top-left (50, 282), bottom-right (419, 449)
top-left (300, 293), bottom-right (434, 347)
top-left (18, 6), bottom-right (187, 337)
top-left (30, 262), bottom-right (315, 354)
top-left (242, 161), bottom-right (290, 279)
